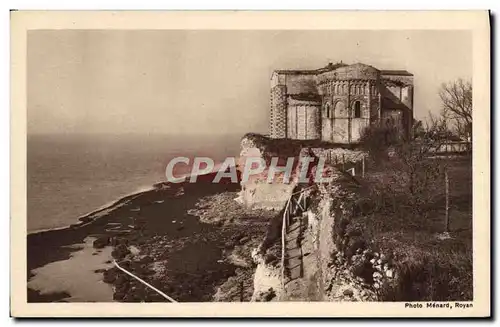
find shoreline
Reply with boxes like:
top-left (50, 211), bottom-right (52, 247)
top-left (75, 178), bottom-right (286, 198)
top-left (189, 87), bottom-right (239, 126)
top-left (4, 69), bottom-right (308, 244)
top-left (28, 236), bottom-right (115, 302)
top-left (27, 185), bottom-right (160, 236)
top-left (28, 162), bottom-right (235, 236)
top-left (27, 171), bottom-right (272, 303)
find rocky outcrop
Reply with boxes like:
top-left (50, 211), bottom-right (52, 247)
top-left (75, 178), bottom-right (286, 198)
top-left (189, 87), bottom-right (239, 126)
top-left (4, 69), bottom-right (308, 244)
top-left (306, 171), bottom-right (400, 301)
top-left (250, 247), bottom-right (282, 302)
top-left (239, 134), bottom-right (399, 301)
top-left (237, 133), bottom-right (315, 211)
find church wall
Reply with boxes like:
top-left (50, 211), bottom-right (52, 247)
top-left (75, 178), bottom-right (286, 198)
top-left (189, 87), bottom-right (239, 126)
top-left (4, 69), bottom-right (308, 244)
top-left (322, 118), bottom-right (333, 142)
top-left (296, 106), bottom-right (307, 139)
top-left (333, 97), bottom-right (348, 117)
top-left (320, 79), bottom-right (375, 143)
top-left (386, 85), bottom-right (402, 101)
top-left (270, 65), bottom-right (413, 143)
top-left (349, 93), bottom-right (370, 143)
top-left (305, 105), bottom-right (321, 140)
top-left (332, 119), bottom-right (349, 143)
top-left (287, 105), bottom-right (297, 139)
top-left (401, 85), bottom-right (413, 109)
top-left (381, 74), bottom-right (414, 110)
top-left (285, 74), bottom-right (317, 95)
top-left (291, 104), bottom-right (321, 140)
top-left (271, 71), bottom-right (287, 87)
top-left (381, 74), bottom-right (414, 137)
top-left (270, 85), bottom-right (287, 138)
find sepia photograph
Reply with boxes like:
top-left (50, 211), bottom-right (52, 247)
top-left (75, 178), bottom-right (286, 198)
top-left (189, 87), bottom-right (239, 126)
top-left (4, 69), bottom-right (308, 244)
top-left (10, 11), bottom-right (490, 317)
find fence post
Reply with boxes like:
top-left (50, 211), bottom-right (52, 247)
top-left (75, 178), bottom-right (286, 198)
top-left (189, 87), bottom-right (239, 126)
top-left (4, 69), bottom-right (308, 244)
top-left (445, 169), bottom-right (450, 232)
top-left (285, 203), bottom-right (292, 228)
top-left (362, 156), bottom-right (365, 178)
top-left (281, 199), bottom-right (287, 291)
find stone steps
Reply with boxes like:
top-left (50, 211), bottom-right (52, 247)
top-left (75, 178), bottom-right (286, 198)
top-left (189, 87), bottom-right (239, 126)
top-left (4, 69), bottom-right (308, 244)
top-left (282, 213), bottom-right (321, 301)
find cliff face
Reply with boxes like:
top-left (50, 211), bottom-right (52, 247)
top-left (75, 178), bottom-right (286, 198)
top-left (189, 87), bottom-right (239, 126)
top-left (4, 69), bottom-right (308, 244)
top-left (238, 133), bottom-right (378, 301)
top-left (239, 133), bottom-right (469, 302)
top-left (236, 133), bottom-right (366, 212)
top-left (236, 133), bottom-right (317, 301)
top-left (307, 176), bottom-right (379, 301)
top-left (236, 133), bottom-right (307, 211)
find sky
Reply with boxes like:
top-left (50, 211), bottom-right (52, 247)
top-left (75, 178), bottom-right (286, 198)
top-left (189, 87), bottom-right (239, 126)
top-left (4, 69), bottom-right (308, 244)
top-left (27, 30), bottom-right (472, 135)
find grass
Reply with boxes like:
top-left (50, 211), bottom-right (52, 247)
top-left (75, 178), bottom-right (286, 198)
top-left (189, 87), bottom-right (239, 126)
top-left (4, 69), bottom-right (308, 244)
top-left (347, 155), bottom-right (473, 301)
top-left (243, 132), bottom-right (473, 301)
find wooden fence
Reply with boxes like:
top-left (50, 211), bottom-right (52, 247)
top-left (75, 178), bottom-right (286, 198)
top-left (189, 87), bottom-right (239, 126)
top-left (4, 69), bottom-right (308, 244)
top-left (430, 141), bottom-right (471, 154)
top-left (113, 260), bottom-right (178, 303)
top-left (280, 185), bottom-right (316, 290)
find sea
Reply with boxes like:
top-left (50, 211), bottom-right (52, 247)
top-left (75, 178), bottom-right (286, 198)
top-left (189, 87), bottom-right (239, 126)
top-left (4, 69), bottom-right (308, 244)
top-left (27, 133), bottom-right (242, 233)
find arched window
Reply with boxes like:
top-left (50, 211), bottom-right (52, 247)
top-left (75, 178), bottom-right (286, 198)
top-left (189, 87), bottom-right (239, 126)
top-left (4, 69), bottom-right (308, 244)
top-left (354, 101), bottom-right (361, 118)
top-left (325, 103), bottom-right (332, 118)
top-left (334, 101), bottom-right (345, 117)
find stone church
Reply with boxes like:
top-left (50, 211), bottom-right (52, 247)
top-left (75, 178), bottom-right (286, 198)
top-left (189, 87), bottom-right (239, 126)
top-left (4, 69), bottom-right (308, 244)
top-left (269, 62), bottom-right (414, 143)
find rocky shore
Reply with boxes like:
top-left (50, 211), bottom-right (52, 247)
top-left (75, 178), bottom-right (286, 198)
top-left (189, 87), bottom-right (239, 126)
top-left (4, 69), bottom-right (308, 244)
top-left (27, 173), bottom-right (277, 302)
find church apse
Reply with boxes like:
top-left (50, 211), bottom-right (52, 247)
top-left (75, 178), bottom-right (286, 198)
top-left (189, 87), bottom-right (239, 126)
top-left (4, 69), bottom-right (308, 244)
top-left (269, 62), bottom-right (413, 144)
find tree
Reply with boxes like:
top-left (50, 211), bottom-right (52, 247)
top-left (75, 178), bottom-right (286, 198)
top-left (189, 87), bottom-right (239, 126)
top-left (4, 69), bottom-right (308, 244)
top-left (412, 119), bottom-right (426, 140)
top-left (439, 79), bottom-right (472, 142)
top-left (360, 114), bottom-right (448, 218)
top-left (359, 122), bottom-right (401, 163)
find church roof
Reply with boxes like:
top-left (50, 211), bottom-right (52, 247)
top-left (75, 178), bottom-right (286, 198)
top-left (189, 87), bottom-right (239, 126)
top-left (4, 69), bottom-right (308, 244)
top-left (288, 93), bottom-right (322, 102)
top-left (273, 63), bottom-right (413, 77)
top-left (274, 62), bottom-right (348, 75)
top-left (380, 70), bottom-right (413, 76)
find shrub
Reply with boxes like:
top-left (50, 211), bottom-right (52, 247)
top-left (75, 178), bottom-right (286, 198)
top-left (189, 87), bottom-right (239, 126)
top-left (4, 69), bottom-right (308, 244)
top-left (359, 123), bottom-right (401, 163)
